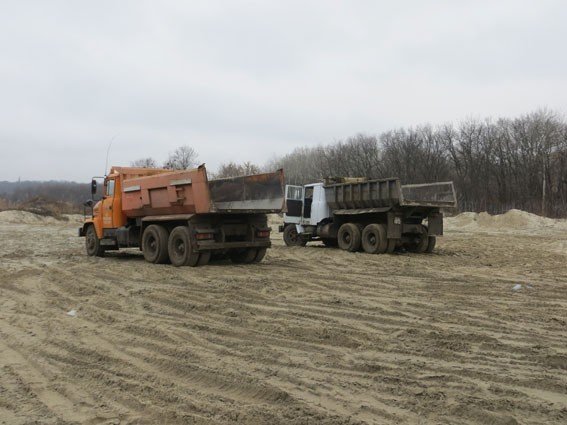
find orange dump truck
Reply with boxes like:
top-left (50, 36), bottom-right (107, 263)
top-left (79, 165), bottom-right (284, 266)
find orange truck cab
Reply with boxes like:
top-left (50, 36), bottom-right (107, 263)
top-left (79, 165), bottom-right (284, 267)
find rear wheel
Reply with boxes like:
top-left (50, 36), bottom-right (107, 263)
top-left (230, 248), bottom-right (257, 264)
top-left (425, 236), bottom-right (436, 253)
top-left (85, 225), bottom-right (105, 257)
top-left (197, 250), bottom-right (211, 266)
top-left (361, 223), bottom-right (387, 254)
top-left (406, 225), bottom-right (429, 253)
top-left (337, 223), bottom-right (362, 252)
top-left (167, 226), bottom-right (199, 266)
top-left (321, 238), bottom-right (338, 247)
top-left (142, 224), bottom-right (170, 264)
top-left (386, 238), bottom-right (397, 254)
top-left (253, 248), bottom-right (267, 263)
top-left (283, 225), bottom-right (306, 247)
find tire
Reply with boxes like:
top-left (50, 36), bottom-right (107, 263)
top-left (337, 223), bottom-right (362, 252)
top-left (85, 225), bottom-right (105, 257)
top-left (197, 251), bottom-right (211, 266)
top-left (425, 236), bottom-right (436, 253)
top-left (283, 225), bottom-right (306, 247)
top-left (386, 238), bottom-right (397, 254)
top-left (230, 248), bottom-right (257, 264)
top-left (253, 248), bottom-right (267, 263)
top-left (361, 223), bottom-right (387, 254)
top-left (142, 224), bottom-right (170, 264)
top-left (406, 225), bottom-right (429, 253)
top-left (321, 238), bottom-right (338, 247)
top-left (167, 226), bottom-right (199, 266)
top-left (211, 251), bottom-right (229, 262)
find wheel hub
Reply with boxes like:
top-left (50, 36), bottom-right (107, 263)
top-left (175, 239), bottom-right (185, 254)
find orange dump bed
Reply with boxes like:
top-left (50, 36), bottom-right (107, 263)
top-left (119, 165), bottom-right (284, 218)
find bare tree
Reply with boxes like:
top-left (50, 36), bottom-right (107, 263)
top-left (214, 161), bottom-right (261, 178)
top-left (2, 110), bottom-right (566, 217)
top-left (265, 110), bottom-right (567, 217)
top-left (164, 146), bottom-right (199, 170)
top-left (130, 157), bottom-right (158, 168)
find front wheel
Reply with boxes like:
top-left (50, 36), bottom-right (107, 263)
top-left (85, 225), bottom-right (105, 257)
top-left (283, 225), bottom-right (307, 247)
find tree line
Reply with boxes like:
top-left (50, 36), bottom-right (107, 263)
top-left (2, 109), bottom-right (566, 217)
top-left (132, 109), bottom-right (567, 217)
top-left (0, 181), bottom-right (90, 213)
top-left (264, 110), bottom-right (567, 217)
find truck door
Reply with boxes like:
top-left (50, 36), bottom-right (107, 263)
top-left (303, 186), bottom-right (313, 218)
top-left (101, 178), bottom-right (116, 229)
top-left (284, 185), bottom-right (303, 220)
top-left (309, 184), bottom-right (330, 225)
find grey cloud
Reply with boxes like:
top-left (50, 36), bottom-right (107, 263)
top-left (0, 0), bottom-right (566, 181)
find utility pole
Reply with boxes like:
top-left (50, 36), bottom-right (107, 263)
top-left (541, 160), bottom-right (546, 217)
top-left (543, 145), bottom-right (561, 217)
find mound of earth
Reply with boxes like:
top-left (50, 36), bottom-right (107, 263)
top-left (0, 210), bottom-right (65, 224)
top-left (15, 196), bottom-right (76, 220)
top-left (446, 209), bottom-right (566, 233)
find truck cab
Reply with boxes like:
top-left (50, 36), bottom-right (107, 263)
top-left (283, 183), bottom-right (330, 227)
top-left (280, 183), bottom-right (331, 246)
top-left (90, 174), bottom-right (126, 238)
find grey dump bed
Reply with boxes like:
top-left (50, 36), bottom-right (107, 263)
top-left (400, 182), bottom-right (457, 207)
top-left (324, 178), bottom-right (456, 213)
top-left (208, 170), bottom-right (285, 213)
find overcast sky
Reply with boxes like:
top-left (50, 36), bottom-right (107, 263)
top-left (0, 0), bottom-right (566, 181)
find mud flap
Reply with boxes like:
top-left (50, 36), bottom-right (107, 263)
top-left (387, 212), bottom-right (403, 239)
top-left (427, 212), bottom-right (443, 235)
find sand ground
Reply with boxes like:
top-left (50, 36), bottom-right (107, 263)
top-left (0, 210), bottom-right (566, 424)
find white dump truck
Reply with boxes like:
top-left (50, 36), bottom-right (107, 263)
top-left (279, 177), bottom-right (457, 254)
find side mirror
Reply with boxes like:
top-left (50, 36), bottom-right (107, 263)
top-left (91, 179), bottom-right (97, 195)
top-left (84, 199), bottom-right (94, 207)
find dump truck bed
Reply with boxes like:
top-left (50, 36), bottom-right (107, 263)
top-left (120, 166), bottom-right (284, 218)
top-left (324, 178), bottom-right (456, 212)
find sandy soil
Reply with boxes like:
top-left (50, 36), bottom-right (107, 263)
top-left (0, 210), bottom-right (566, 424)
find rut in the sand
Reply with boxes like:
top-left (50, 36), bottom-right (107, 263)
top-left (0, 211), bottom-right (566, 424)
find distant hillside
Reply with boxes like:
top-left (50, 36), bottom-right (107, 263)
top-left (0, 181), bottom-right (90, 213)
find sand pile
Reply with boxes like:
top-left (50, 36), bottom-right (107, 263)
top-left (0, 210), bottom-right (66, 225)
top-left (268, 213), bottom-right (284, 228)
top-left (446, 209), bottom-right (566, 233)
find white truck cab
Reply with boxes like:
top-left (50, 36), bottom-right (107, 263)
top-left (279, 183), bottom-right (333, 246)
top-left (283, 183), bottom-right (330, 228)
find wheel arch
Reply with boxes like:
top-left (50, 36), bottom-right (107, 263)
top-left (81, 221), bottom-right (100, 238)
